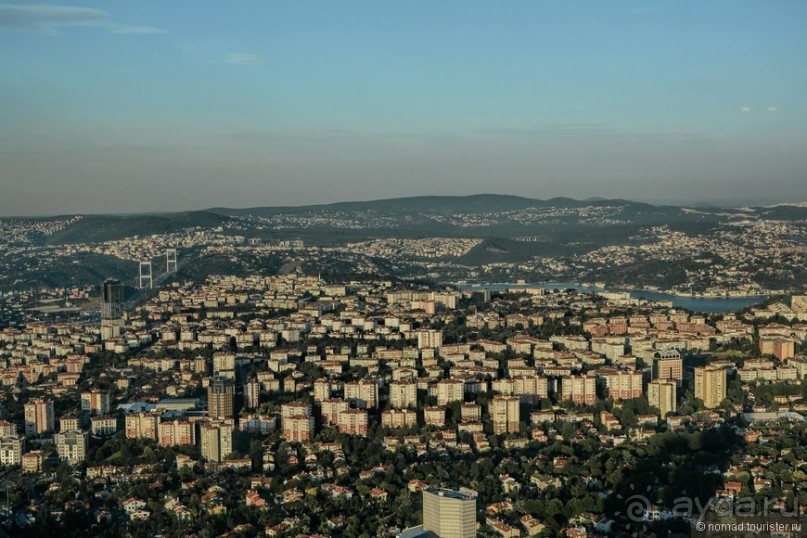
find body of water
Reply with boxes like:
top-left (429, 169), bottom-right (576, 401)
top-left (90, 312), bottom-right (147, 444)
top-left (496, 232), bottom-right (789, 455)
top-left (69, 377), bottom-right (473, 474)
top-left (459, 282), bottom-right (768, 313)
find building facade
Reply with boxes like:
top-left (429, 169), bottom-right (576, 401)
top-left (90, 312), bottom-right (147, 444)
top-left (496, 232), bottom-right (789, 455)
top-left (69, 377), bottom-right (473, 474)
top-left (422, 487), bottom-right (477, 538)
top-left (653, 351), bottom-right (684, 384)
top-left (24, 399), bottom-right (55, 437)
top-left (694, 366), bottom-right (727, 409)
top-left (81, 389), bottom-right (111, 416)
top-left (200, 422), bottom-right (233, 462)
top-left (208, 377), bottom-right (235, 419)
top-left (490, 396), bottom-right (520, 434)
top-left (158, 419), bottom-right (196, 447)
top-left (337, 409), bottom-right (369, 436)
top-left (560, 375), bottom-right (597, 405)
top-left (389, 381), bottom-right (418, 409)
top-left (281, 402), bottom-right (314, 442)
top-left (648, 379), bottom-right (677, 417)
top-left (0, 435), bottom-right (24, 466)
top-left (125, 412), bottom-right (160, 441)
top-left (55, 430), bottom-right (89, 464)
top-left (101, 278), bottom-right (123, 320)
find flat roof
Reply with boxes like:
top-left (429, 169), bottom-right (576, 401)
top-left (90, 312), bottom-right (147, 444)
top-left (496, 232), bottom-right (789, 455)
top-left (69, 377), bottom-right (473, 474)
top-left (424, 486), bottom-right (477, 501)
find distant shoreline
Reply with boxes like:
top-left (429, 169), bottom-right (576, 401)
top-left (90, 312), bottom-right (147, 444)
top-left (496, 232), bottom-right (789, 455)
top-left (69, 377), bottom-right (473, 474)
top-left (458, 281), bottom-right (770, 300)
top-left (456, 282), bottom-right (772, 313)
top-left (581, 284), bottom-right (770, 300)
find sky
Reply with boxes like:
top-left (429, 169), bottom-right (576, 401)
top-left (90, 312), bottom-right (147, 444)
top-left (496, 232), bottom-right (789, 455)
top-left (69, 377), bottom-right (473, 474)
top-left (1, 1), bottom-right (806, 216)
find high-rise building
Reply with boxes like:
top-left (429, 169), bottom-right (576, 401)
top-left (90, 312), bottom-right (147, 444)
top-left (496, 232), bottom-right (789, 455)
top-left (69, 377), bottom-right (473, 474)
top-left (208, 377), bottom-right (235, 419)
top-left (648, 379), bottom-right (677, 417)
top-left (759, 338), bottom-right (795, 360)
top-left (244, 379), bottom-right (261, 409)
top-left (320, 398), bottom-right (349, 426)
top-left (344, 378), bottom-right (379, 409)
top-left (158, 419), bottom-right (196, 447)
top-left (81, 389), bottom-right (111, 416)
top-left (435, 379), bottom-right (465, 406)
top-left (337, 409), bottom-right (369, 436)
top-left (0, 435), bottom-right (24, 466)
top-left (125, 412), bottom-right (160, 441)
top-left (200, 422), bottom-right (233, 462)
top-left (101, 278), bottom-right (123, 320)
top-left (381, 409), bottom-right (418, 428)
top-left (653, 351), bottom-right (683, 385)
top-left (389, 381), bottom-right (418, 409)
top-left (422, 487), bottom-right (477, 538)
top-left (282, 402), bottom-right (315, 442)
top-left (694, 366), bottom-right (727, 409)
top-left (313, 379), bottom-right (332, 402)
top-left (55, 430), bottom-right (89, 464)
top-left (490, 395), bottom-right (520, 434)
top-left (24, 399), bottom-right (55, 437)
top-left (560, 374), bottom-right (597, 405)
top-left (283, 415), bottom-right (315, 443)
top-left (417, 329), bottom-right (443, 350)
top-left (596, 369), bottom-right (643, 400)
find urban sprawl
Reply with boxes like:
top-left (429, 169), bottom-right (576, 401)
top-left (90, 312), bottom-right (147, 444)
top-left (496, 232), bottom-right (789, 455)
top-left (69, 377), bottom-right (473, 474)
top-left (0, 269), bottom-right (806, 537)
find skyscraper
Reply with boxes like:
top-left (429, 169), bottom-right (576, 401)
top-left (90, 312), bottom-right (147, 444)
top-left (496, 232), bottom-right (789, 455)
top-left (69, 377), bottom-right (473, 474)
top-left (422, 487), bottom-right (477, 538)
top-left (101, 278), bottom-right (123, 320)
top-left (208, 377), bottom-right (235, 419)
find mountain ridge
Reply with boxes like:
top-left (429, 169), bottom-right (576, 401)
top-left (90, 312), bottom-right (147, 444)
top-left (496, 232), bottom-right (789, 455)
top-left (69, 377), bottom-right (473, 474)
top-left (4, 195), bottom-right (804, 247)
top-left (204, 193), bottom-right (673, 217)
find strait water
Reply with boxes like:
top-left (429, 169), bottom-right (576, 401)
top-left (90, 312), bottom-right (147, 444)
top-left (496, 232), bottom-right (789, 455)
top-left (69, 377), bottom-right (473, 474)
top-left (460, 282), bottom-right (768, 313)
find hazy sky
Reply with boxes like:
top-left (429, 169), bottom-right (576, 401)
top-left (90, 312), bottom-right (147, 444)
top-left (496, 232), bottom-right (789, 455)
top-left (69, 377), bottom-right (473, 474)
top-left (1, 1), bottom-right (806, 215)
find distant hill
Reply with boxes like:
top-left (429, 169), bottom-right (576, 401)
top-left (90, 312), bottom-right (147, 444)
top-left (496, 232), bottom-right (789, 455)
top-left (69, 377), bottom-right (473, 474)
top-left (206, 194), bottom-right (695, 217)
top-left (22, 194), bottom-right (800, 246)
top-left (45, 211), bottom-right (231, 244)
top-left (753, 205), bottom-right (807, 221)
top-left (208, 194), bottom-right (544, 216)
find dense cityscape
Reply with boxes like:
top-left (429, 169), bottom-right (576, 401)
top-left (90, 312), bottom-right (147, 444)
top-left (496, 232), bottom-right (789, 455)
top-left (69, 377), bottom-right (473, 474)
top-left (3, 1), bottom-right (806, 536)
top-left (1, 197), bottom-right (806, 299)
top-left (0, 225), bottom-right (806, 536)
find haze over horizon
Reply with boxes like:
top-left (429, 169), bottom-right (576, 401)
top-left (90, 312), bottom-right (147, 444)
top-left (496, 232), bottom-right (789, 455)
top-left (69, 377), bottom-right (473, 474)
top-left (3, 193), bottom-right (807, 219)
top-left (2, 0), bottom-right (806, 216)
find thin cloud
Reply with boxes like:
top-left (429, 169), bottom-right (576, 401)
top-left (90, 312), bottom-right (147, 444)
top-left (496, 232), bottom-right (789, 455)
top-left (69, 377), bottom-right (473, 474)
top-left (0, 4), bottom-right (106, 31)
top-left (109, 25), bottom-right (166, 35)
top-left (0, 4), bottom-right (165, 35)
top-left (479, 123), bottom-right (614, 136)
top-left (741, 106), bottom-right (751, 113)
top-left (768, 106), bottom-right (777, 112)
top-left (227, 53), bottom-right (264, 65)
